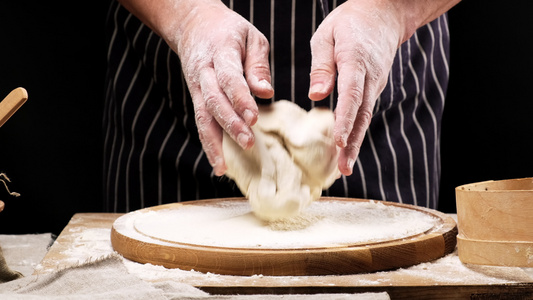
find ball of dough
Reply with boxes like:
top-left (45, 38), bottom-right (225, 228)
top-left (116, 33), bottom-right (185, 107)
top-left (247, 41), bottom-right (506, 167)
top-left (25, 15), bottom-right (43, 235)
top-left (223, 100), bottom-right (340, 221)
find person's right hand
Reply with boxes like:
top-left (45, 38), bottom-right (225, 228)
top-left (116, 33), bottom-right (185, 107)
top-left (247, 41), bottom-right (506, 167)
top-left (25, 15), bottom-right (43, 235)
top-left (165, 1), bottom-right (274, 176)
top-left (308, 0), bottom-right (404, 176)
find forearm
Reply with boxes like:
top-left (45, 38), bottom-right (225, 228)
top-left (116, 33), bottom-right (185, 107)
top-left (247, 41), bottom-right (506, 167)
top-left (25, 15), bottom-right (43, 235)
top-left (347, 0), bottom-right (460, 46)
top-left (389, 0), bottom-right (461, 43)
top-left (116, 0), bottom-right (221, 49)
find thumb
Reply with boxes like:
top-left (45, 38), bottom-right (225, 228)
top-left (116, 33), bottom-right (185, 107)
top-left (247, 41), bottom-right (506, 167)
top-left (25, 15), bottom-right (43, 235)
top-left (309, 32), bottom-right (336, 101)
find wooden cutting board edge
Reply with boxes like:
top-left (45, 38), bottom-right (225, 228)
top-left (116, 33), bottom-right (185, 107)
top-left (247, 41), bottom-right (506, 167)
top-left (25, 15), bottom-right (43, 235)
top-left (111, 197), bottom-right (457, 276)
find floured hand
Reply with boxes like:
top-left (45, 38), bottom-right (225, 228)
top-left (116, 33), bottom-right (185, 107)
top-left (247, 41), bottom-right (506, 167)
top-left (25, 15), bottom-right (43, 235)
top-left (116, 0), bottom-right (275, 175)
top-left (308, 0), bottom-right (403, 176)
top-left (308, 0), bottom-right (459, 175)
top-left (223, 100), bottom-right (339, 221)
top-left (173, 1), bottom-right (274, 176)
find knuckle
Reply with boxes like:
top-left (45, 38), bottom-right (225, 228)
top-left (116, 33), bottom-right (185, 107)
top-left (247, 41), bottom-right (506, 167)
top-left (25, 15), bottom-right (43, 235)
top-left (230, 93), bottom-right (250, 108)
top-left (367, 64), bottom-right (388, 84)
top-left (223, 116), bottom-right (242, 134)
top-left (344, 139), bottom-right (362, 159)
top-left (254, 32), bottom-right (270, 50)
top-left (310, 30), bottom-right (333, 48)
top-left (357, 108), bottom-right (373, 128)
top-left (334, 47), bottom-right (360, 66)
top-left (248, 63), bottom-right (271, 79)
top-left (340, 85), bottom-right (364, 109)
top-left (350, 86), bottom-right (365, 104)
top-left (194, 109), bottom-right (212, 130)
top-left (347, 142), bottom-right (361, 156)
top-left (343, 105), bottom-right (358, 124)
top-left (203, 93), bottom-right (220, 113)
top-left (310, 64), bottom-right (335, 78)
top-left (216, 68), bottom-right (234, 89)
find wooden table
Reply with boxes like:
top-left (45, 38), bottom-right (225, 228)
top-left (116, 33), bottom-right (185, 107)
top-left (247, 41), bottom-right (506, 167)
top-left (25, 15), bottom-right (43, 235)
top-left (38, 213), bottom-right (533, 299)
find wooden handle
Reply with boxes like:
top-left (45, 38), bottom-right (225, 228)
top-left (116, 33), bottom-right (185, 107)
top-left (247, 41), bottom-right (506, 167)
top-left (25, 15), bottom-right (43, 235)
top-left (0, 87), bottom-right (28, 128)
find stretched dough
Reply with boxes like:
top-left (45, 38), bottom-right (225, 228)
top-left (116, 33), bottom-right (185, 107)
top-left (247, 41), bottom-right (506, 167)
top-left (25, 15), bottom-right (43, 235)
top-left (223, 100), bottom-right (340, 221)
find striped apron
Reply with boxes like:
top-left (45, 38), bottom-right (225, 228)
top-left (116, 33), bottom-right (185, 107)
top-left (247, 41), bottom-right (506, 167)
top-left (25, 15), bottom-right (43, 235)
top-left (103, 0), bottom-right (450, 212)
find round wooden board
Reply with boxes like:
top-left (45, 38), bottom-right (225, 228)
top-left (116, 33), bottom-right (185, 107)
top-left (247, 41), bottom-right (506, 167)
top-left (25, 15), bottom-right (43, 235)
top-left (111, 197), bottom-right (457, 276)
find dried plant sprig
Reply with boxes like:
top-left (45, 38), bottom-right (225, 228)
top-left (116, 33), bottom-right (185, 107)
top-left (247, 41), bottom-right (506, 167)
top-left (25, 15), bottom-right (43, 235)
top-left (0, 173), bottom-right (20, 197)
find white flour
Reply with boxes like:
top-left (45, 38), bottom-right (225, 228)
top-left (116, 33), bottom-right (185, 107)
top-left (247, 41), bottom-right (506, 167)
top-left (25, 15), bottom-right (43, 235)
top-left (131, 200), bottom-right (438, 249)
top-left (60, 228), bottom-right (114, 264)
top-left (35, 216), bottom-right (533, 286)
top-left (122, 251), bottom-right (532, 286)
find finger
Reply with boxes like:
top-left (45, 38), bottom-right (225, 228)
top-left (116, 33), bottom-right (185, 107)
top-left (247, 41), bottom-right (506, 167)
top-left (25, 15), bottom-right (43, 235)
top-left (199, 67), bottom-right (255, 150)
top-left (190, 87), bottom-right (227, 176)
top-left (244, 29), bottom-right (274, 100)
top-left (337, 104), bottom-right (372, 176)
top-left (333, 60), bottom-right (366, 148)
top-left (336, 74), bottom-right (375, 176)
top-left (213, 48), bottom-right (259, 127)
top-left (308, 30), bottom-right (337, 101)
top-left (338, 148), bottom-right (356, 177)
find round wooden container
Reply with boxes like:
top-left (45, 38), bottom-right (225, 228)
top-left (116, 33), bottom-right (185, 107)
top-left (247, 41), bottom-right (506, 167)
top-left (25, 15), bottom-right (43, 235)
top-left (456, 178), bottom-right (533, 267)
top-left (112, 197), bottom-right (457, 276)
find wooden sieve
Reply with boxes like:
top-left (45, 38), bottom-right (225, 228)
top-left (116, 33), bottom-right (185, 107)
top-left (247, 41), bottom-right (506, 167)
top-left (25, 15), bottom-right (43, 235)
top-left (456, 178), bottom-right (533, 267)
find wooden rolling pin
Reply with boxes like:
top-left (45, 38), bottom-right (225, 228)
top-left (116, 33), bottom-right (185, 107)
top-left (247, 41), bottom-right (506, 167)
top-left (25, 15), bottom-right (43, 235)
top-left (0, 87), bottom-right (28, 128)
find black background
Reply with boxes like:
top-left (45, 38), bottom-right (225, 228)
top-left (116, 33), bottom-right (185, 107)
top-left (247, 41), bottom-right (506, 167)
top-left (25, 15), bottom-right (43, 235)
top-left (1, 1), bottom-right (532, 235)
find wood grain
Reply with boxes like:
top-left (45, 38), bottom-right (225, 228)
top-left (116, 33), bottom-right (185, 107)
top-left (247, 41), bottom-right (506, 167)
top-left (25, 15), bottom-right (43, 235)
top-left (37, 212), bottom-right (533, 299)
top-left (458, 237), bottom-right (533, 267)
top-left (0, 87), bottom-right (27, 128)
top-left (111, 197), bottom-right (458, 276)
top-left (456, 178), bottom-right (533, 267)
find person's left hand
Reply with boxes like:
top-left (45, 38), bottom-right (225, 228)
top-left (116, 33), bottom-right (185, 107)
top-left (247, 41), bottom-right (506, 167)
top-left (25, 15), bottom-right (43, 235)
top-left (308, 0), bottom-right (408, 176)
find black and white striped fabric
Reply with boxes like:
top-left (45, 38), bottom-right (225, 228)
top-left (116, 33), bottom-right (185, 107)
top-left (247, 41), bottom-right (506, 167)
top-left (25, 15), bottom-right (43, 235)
top-left (103, 0), bottom-right (450, 212)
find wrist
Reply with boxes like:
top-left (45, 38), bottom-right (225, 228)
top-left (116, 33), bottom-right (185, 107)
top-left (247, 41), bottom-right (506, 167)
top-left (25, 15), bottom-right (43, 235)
top-left (118, 0), bottom-right (224, 51)
top-left (386, 0), bottom-right (461, 43)
top-left (159, 0), bottom-right (217, 47)
top-left (347, 0), bottom-right (459, 45)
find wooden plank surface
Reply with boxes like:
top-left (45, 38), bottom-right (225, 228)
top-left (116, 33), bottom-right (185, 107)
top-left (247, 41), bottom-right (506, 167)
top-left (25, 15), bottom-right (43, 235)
top-left (37, 212), bottom-right (533, 299)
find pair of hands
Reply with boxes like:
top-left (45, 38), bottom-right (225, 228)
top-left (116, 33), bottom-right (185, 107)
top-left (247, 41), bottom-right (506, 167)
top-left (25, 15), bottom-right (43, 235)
top-left (174, 0), bottom-right (405, 177)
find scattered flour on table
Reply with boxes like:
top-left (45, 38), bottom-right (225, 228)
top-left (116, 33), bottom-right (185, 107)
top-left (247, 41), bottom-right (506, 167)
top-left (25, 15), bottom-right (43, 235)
top-left (34, 222), bottom-right (533, 285)
top-left (389, 250), bottom-right (533, 284)
top-left (34, 227), bottom-right (114, 274)
top-left (122, 251), bottom-right (533, 286)
top-left (122, 259), bottom-right (226, 284)
top-left (132, 200), bottom-right (439, 249)
top-left (59, 228), bottom-right (113, 264)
